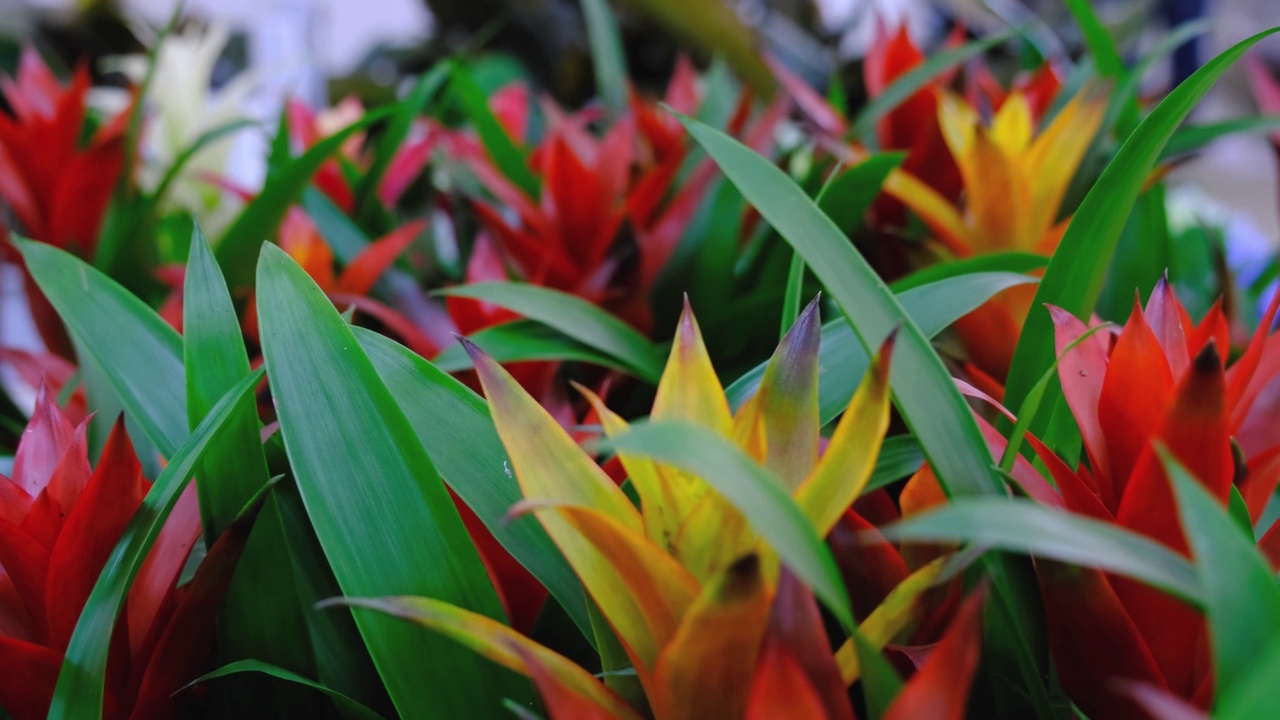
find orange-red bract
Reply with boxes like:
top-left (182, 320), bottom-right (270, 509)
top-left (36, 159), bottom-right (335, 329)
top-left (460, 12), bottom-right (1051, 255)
top-left (0, 388), bottom-right (248, 720)
top-left (0, 47), bottom-right (130, 358)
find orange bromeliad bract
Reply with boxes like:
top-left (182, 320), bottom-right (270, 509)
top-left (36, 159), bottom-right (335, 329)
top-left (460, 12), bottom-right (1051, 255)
top-left (335, 298), bottom-right (991, 718)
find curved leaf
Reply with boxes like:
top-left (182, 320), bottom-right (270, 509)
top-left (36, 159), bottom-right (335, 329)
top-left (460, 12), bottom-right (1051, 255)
top-left (438, 282), bottom-right (665, 382)
top-left (878, 498), bottom-right (1201, 603)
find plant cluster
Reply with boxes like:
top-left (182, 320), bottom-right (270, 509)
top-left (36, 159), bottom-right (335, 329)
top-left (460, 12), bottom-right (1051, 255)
top-left (1, 6), bottom-right (1280, 720)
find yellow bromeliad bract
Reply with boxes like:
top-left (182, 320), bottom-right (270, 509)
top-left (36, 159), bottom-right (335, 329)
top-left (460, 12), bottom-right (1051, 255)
top-left (338, 299), bottom-right (982, 718)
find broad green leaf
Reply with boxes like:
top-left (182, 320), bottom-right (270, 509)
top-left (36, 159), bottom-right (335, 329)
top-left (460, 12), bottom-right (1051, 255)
top-left (438, 282), bottom-right (665, 382)
top-left (185, 224), bottom-right (272, 536)
top-left (1163, 450), bottom-right (1280, 696)
top-left (1219, 641), bottom-right (1280, 719)
top-left (20, 239), bottom-right (186, 452)
top-left (1004, 27), bottom-right (1280, 419)
top-left (431, 320), bottom-right (630, 375)
top-left (256, 244), bottom-right (529, 718)
top-left (580, 0), bottom-right (628, 115)
top-left (450, 61), bottom-right (539, 196)
top-left (356, 327), bottom-right (595, 642)
top-left (726, 272), bottom-right (1039, 425)
top-left (879, 498), bottom-right (1201, 604)
top-left (184, 226), bottom-right (318, 696)
top-left (355, 63), bottom-right (450, 217)
top-left (851, 30), bottom-right (1021, 145)
top-left (215, 107), bottom-right (392, 287)
top-left (48, 371), bottom-right (264, 718)
top-left (190, 660), bottom-right (387, 720)
top-left (609, 421), bottom-right (854, 630)
top-left (817, 153), bottom-right (903, 237)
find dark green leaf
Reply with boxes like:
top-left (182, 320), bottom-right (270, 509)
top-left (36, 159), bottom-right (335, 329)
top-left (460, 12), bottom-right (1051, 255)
top-left (190, 660), bottom-right (387, 720)
top-left (184, 225), bottom-right (318, 692)
top-left (438, 282), bottom-right (665, 382)
top-left (817, 153), bottom-right (903, 237)
top-left (356, 327), bottom-right (594, 642)
top-left (431, 320), bottom-right (629, 374)
top-left (257, 244), bottom-right (529, 718)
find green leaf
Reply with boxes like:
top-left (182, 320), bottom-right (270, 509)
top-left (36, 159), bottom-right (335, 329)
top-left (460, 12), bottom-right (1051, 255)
top-left (866, 435), bottom-right (925, 494)
top-left (256, 244), bottom-right (530, 718)
top-left (355, 63), bottom-right (450, 217)
top-left (580, 0), bottom-right (628, 115)
top-left (852, 626), bottom-right (903, 720)
top-left (355, 327), bottom-right (595, 642)
top-left (879, 498), bottom-right (1201, 604)
top-left (781, 251), bottom-right (807, 339)
top-left (1065, 0), bottom-right (1124, 77)
top-left (1161, 115), bottom-right (1280, 159)
top-left (726, 272), bottom-right (1039, 426)
top-left (190, 660), bottom-right (387, 720)
top-left (184, 225), bottom-right (318, 693)
top-left (887, 252), bottom-right (1048, 294)
top-left (609, 420), bottom-right (854, 630)
top-left (999, 323), bottom-right (1113, 474)
top-left (1228, 485), bottom-right (1255, 540)
top-left (450, 61), bottom-right (539, 197)
top-left (19, 239), bottom-right (186, 452)
top-left (437, 282), bottom-right (665, 382)
top-left (431, 320), bottom-right (629, 374)
top-left (1003, 27), bottom-right (1280, 420)
top-left (816, 153), bottom-right (903, 237)
top-left (302, 186), bottom-right (372, 264)
top-left (152, 119), bottom-right (260, 205)
top-left (215, 107), bottom-right (392, 287)
top-left (48, 370), bottom-right (265, 719)
top-left (850, 29), bottom-right (1021, 145)
top-left (1163, 450), bottom-right (1280, 694)
top-left (1096, 184), bottom-right (1170, 322)
top-left (1219, 641), bottom-right (1280, 719)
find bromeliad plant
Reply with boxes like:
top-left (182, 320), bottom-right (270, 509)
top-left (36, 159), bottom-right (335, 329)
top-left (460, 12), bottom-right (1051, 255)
top-left (336, 297), bottom-right (988, 718)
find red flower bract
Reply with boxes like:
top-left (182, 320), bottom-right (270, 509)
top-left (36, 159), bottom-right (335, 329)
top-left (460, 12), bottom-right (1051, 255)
top-left (0, 387), bottom-right (240, 720)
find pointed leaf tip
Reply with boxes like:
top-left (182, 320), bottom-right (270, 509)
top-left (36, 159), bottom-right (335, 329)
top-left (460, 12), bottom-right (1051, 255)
top-left (1193, 341), bottom-right (1221, 374)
